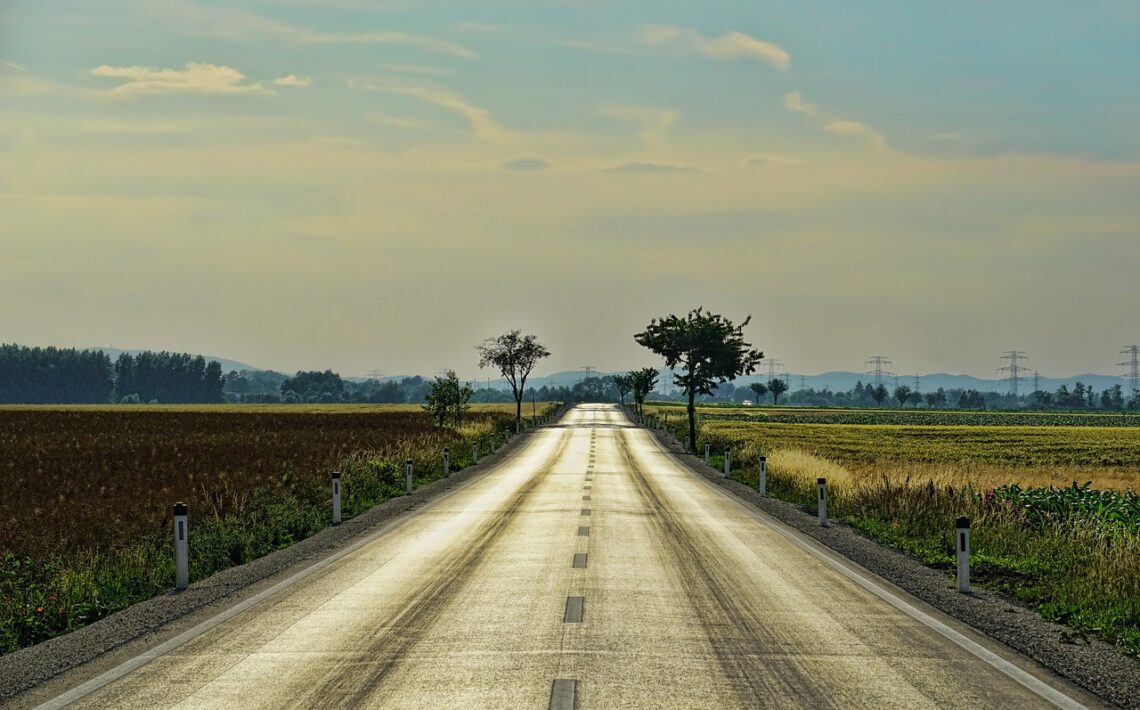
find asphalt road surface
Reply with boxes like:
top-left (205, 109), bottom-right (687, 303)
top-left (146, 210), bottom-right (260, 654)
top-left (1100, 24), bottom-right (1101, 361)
top-left (31, 405), bottom-right (1099, 709)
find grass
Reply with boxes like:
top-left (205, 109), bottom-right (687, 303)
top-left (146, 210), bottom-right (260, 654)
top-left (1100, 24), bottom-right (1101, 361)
top-left (650, 407), bottom-right (1140, 655)
top-left (0, 403), bottom-right (556, 654)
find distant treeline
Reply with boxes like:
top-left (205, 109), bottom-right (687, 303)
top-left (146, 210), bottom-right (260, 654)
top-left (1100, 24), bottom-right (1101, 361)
top-left (0, 344), bottom-right (224, 404)
top-left (113, 351), bottom-right (224, 404)
top-left (0, 345), bottom-right (114, 404)
top-left (224, 370), bottom-right (613, 405)
top-left (658, 378), bottom-right (1139, 411)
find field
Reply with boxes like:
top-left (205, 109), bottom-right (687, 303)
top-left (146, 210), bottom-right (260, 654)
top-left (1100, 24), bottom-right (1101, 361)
top-left (649, 403), bottom-right (1140, 654)
top-left (0, 404), bottom-right (550, 653)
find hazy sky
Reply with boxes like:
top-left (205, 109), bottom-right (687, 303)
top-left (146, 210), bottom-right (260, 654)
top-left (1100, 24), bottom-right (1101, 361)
top-left (2, 1), bottom-right (1138, 379)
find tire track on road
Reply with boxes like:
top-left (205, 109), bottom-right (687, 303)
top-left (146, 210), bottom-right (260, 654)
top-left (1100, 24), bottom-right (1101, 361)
top-left (288, 429), bottom-right (574, 708)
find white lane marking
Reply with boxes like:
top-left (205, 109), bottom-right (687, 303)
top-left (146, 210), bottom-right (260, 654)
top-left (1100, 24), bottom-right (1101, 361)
top-left (36, 421), bottom-right (571, 710)
top-left (635, 425), bottom-right (1089, 710)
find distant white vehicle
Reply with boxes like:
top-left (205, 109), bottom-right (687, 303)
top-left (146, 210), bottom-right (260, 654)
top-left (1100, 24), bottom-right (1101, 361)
top-left (742, 399), bottom-right (754, 406)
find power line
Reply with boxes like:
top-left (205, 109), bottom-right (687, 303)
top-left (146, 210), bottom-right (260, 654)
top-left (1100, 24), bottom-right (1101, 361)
top-left (762, 358), bottom-right (785, 381)
top-left (864, 356), bottom-right (894, 387)
top-left (1120, 345), bottom-right (1140, 398)
top-left (997, 351), bottom-right (1030, 397)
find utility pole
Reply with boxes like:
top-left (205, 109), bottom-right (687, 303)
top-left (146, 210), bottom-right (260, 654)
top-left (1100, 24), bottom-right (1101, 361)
top-left (864, 356), bottom-right (894, 387)
top-left (763, 358), bottom-right (785, 383)
top-left (1033, 370), bottom-right (1040, 394)
top-left (998, 351), bottom-right (1030, 397)
top-left (913, 374), bottom-right (921, 394)
top-left (1121, 345), bottom-right (1140, 399)
top-left (367, 369), bottom-right (384, 380)
top-left (580, 366), bottom-right (594, 384)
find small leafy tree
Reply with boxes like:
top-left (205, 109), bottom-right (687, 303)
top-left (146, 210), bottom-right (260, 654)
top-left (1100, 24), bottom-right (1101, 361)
top-left (767, 378), bottom-right (788, 405)
top-left (477, 330), bottom-right (551, 427)
top-left (893, 385), bottom-right (912, 407)
top-left (749, 382), bottom-right (768, 404)
top-left (870, 384), bottom-right (889, 407)
top-left (612, 373), bottom-right (633, 407)
top-left (630, 367), bottom-right (659, 415)
top-left (634, 308), bottom-right (762, 448)
top-left (924, 388), bottom-right (947, 408)
top-left (423, 370), bottom-right (472, 427)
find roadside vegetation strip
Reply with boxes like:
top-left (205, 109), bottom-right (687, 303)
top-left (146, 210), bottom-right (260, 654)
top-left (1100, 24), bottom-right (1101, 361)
top-left (655, 414), bottom-right (1140, 657)
top-left (0, 403), bottom-right (554, 655)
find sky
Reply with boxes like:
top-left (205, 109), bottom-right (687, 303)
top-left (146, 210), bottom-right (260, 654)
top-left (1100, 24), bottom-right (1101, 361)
top-left (1, 0), bottom-right (1138, 380)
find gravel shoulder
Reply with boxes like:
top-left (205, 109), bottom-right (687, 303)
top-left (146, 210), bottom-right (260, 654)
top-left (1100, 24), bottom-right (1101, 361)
top-left (0, 415), bottom-right (559, 705)
top-left (645, 425), bottom-right (1140, 709)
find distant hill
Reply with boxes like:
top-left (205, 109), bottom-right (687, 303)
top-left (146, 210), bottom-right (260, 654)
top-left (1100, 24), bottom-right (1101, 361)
top-left (85, 347), bottom-right (259, 374)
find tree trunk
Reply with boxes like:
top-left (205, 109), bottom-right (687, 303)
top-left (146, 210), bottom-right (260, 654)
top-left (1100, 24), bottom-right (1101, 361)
top-left (515, 395), bottom-right (522, 426)
top-left (687, 388), bottom-right (696, 451)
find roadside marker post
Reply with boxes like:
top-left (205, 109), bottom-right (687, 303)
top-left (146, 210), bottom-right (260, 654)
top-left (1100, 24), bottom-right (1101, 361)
top-left (724, 450), bottom-right (731, 476)
top-left (472, 441), bottom-right (479, 465)
top-left (957, 517), bottom-right (971, 593)
top-left (173, 502), bottom-right (189, 591)
top-left (704, 443), bottom-right (711, 465)
top-left (443, 447), bottom-right (450, 477)
top-left (406, 458), bottom-right (413, 495)
top-left (684, 435), bottom-right (690, 453)
top-left (332, 472), bottom-right (342, 525)
top-left (817, 478), bottom-right (828, 527)
top-left (758, 456), bottom-right (767, 496)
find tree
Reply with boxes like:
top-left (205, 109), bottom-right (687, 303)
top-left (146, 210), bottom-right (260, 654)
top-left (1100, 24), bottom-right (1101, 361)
top-left (476, 330), bottom-right (551, 427)
top-left (893, 385), bottom-right (912, 407)
top-left (634, 308), bottom-right (763, 448)
top-left (630, 368), bottom-right (659, 414)
top-left (1101, 384), bottom-right (1125, 410)
top-left (612, 374), bottom-right (633, 407)
top-left (958, 389), bottom-right (986, 409)
top-left (281, 370), bottom-right (344, 403)
top-left (767, 378), bottom-right (788, 405)
top-left (423, 370), bottom-right (473, 427)
top-left (870, 384), bottom-right (889, 407)
top-left (749, 381), bottom-right (768, 404)
top-left (923, 389), bottom-right (946, 408)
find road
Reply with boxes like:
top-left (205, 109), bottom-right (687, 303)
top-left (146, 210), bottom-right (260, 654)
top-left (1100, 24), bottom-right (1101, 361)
top-left (32, 405), bottom-right (1095, 709)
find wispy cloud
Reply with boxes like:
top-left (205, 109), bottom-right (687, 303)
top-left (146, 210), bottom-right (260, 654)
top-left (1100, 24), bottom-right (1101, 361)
top-left (826, 119), bottom-right (886, 149)
top-left (90, 63), bottom-right (272, 96)
top-left (349, 80), bottom-right (509, 141)
top-left (272, 74), bottom-right (312, 87)
top-left (783, 90), bottom-right (816, 115)
top-left (1, 60), bottom-right (28, 72)
top-left (607, 161), bottom-right (695, 173)
top-left (368, 112), bottom-right (440, 131)
top-left (502, 158), bottom-right (549, 171)
top-left (599, 105), bottom-right (678, 150)
top-left (783, 90), bottom-right (887, 150)
top-left (142, 1), bottom-right (476, 58)
top-left (634, 25), bottom-right (790, 72)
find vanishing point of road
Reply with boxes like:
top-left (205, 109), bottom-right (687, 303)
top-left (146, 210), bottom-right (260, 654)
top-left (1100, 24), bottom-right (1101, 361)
top-left (28, 405), bottom-right (1100, 709)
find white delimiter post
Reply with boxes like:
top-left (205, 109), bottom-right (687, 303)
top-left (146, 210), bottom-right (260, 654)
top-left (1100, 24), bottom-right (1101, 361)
top-left (758, 456), bottom-right (767, 496)
top-left (173, 502), bottom-right (189, 591)
top-left (817, 478), bottom-right (828, 527)
top-left (957, 517), bottom-right (971, 593)
top-left (405, 458), bottom-right (414, 494)
top-left (704, 443), bottom-right (711, 465)
top-left (331, 471), bottom-right (342, 525)
top-left (472, 441), bottom-right (479, 464)
top-left (443, 447), bottom-right (450, 477)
